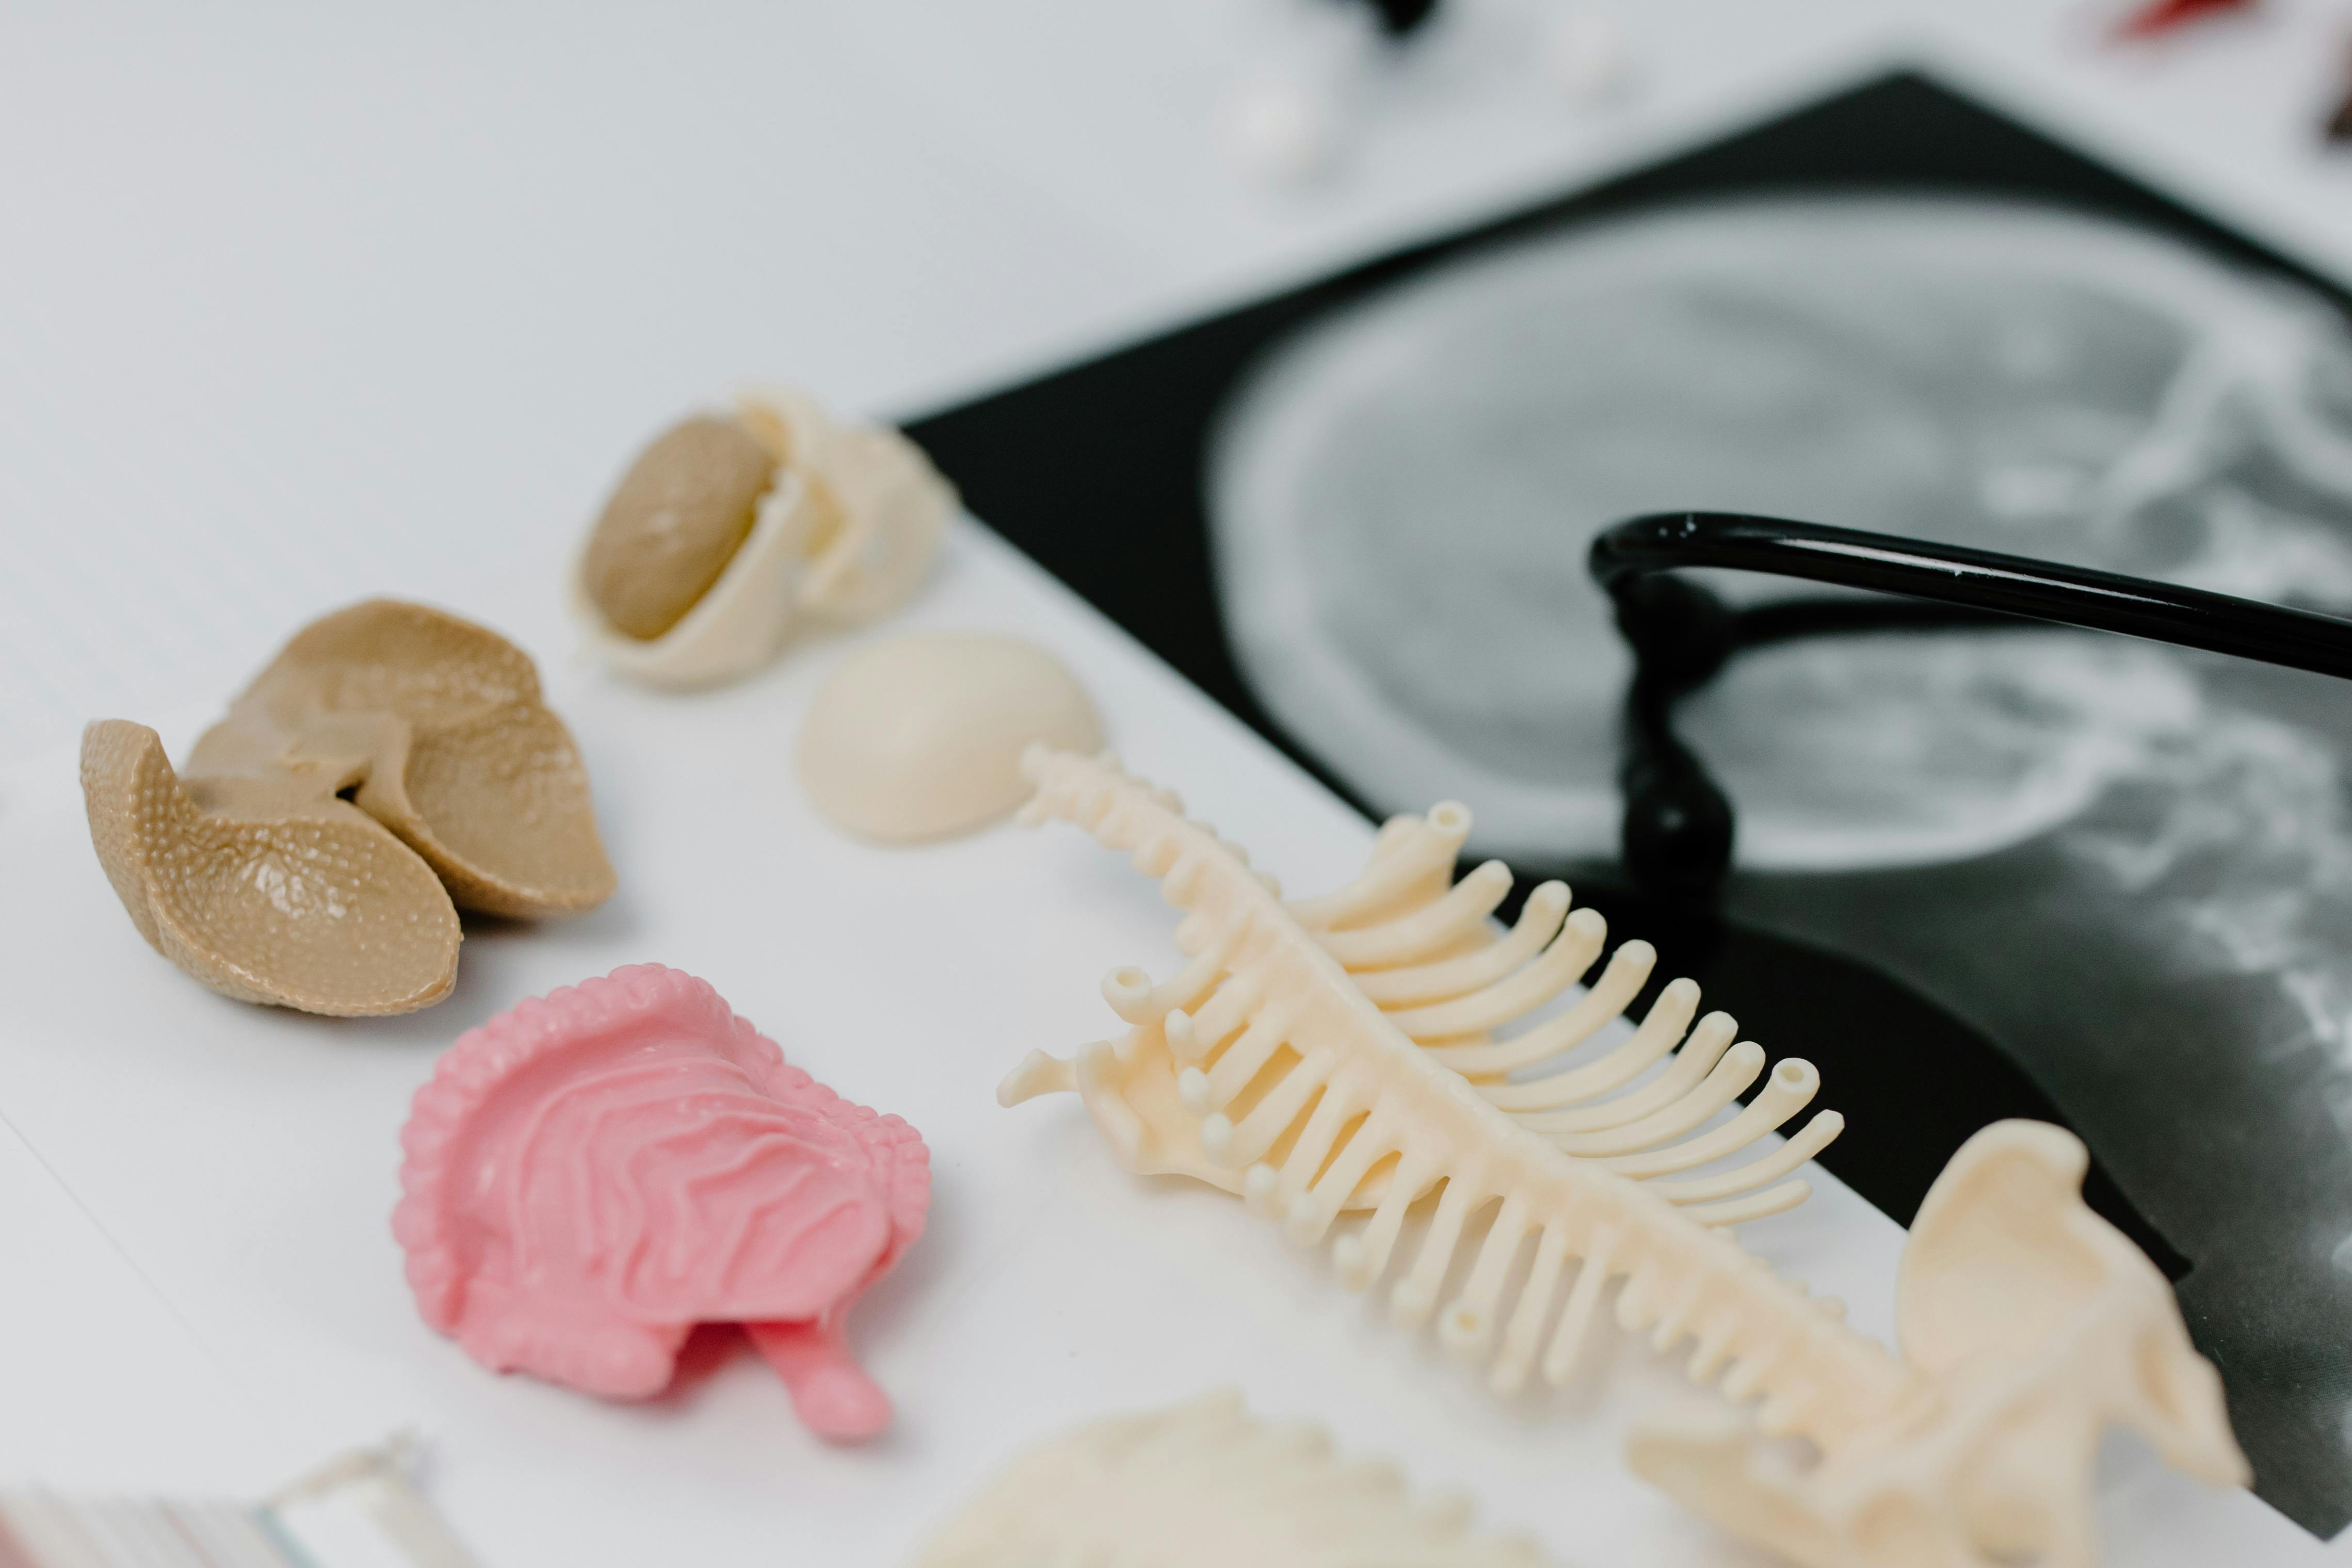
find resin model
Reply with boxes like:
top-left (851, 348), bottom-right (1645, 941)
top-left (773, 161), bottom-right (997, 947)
top-left (798, 632), bottom-right (1102, 842)
top-left (1629, 1120), bottom-right (2246, 1567)
top-left (394, 964), bottom-right (929, 1441)
top-left (81, 600), bottom-right (613, 1016)
top-left (574, 389), bottom-right (956, 687)
top-left (1003, 748), bottom-right (2246, 1565)
top-left (916, 1388), bottom-right (1553, 1568)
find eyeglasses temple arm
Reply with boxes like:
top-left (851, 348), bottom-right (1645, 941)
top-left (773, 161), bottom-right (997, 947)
top-left (1589, 512), bottom-right (2352, 682)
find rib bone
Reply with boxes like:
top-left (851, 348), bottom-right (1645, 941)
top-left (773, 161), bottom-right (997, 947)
top-left (1001, 749), bottom-right (1894, 1450)
top-left (1003, 750), bottom-right (2249, 1567)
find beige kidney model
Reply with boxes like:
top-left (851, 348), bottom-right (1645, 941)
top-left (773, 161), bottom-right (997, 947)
top-left (797, 633), bottom-right (1102, 843)
top-left (916, 1388), bottom-right (1554, 1567)
top-left (572, 388), bottom-right (958, 688)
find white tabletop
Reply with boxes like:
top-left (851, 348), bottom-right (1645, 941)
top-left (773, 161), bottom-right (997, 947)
top-left (4, 3), bottom-right (2351, 1562)
top-left (7, 1), bottom-right (2352, 772)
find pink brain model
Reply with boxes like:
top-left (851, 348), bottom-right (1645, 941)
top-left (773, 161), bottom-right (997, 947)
top-left (393, 963), bottom-right (929, 1440)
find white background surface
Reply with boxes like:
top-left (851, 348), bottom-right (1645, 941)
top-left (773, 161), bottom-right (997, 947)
top-left (6, 1), bottom-right (2352, 1562)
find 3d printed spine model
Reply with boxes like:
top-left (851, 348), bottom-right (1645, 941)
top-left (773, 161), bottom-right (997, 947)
top-left (1001, 749), bottom-right (1850, 1396)
top-left (1001, 748), bottom-right (2248, 1568)
top-left (917, 1388), bottom-right (1555, 1567)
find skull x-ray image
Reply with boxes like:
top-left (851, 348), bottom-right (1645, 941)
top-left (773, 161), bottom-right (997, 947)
top-left (1206, 197), bottom-right (2352, 1531)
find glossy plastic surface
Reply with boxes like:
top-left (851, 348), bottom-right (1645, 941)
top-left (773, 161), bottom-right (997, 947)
top-left (393, 964), bottom-right (930, 1441)
top-left (1589, 512), bottom-right (2352, 894)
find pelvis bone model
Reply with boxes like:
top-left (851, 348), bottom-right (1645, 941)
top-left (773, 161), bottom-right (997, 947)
top-left (1001, 749), bottom-right (2247, 1567)
top-left (82, 601), bottom-right (615, 1016)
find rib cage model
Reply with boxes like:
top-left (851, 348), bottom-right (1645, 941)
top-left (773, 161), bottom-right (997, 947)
top-left (1001, 749), bottom-right (2249, 1568)
top-left (1000, 748), bottom-right (1891, 1434)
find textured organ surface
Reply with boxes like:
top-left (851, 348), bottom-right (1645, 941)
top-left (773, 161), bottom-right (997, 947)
top-left (80, 718), bottom-right (461, 1015)
top-left (916, 1388), bottom-right (1555, 1568)
top-left (187, 599), bottom-right (614, 916)
top-left (393, 964), bottom-right (929, 1438)
top-left (81, 600), bottom-right (613, 1015)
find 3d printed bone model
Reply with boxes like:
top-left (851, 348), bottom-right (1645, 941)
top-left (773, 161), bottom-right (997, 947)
top-left (394, 964), bottom-right (930, 1441)
top-left (80, 601), bottom-right (615, 1016)
top-left (1001, 749), bottom-right (2248, 1567)
top-left (916, 1388), bottom-right (1556, 1567)
top-left (573, 389), bottom-right (957, 687)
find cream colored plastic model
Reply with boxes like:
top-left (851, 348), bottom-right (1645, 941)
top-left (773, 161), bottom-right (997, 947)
top-left (572, 388), bottom-right (957, 687)
top-left (1003, 748), bottom-right (2247, 1567)
top-left (798, 632), bottom-right (1103, 843)
top-left (915, 1388), bottom-right (1554, 1567)
top-left (1629, 1119), bottom-right (2247, 1568)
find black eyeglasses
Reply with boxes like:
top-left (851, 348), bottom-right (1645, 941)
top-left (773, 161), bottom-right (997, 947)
top-left (1587, 512), bottom-right (2352, 898)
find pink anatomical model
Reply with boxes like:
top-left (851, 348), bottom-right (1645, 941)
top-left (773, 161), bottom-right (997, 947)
top-left (392, 964), bottom-right (929, 1440)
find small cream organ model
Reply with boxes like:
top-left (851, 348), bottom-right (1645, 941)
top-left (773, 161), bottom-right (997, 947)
top-left (916, 1388), bottom-right (1555, 1568)
top-left (80, 601), bottom-right (614, 1016)
top-left (798, 632), bottom-right (1103, 843)
top-left (1001, 747), bottom-right (2247, 1568)
top-left (573, 389), bottom-right (957, 687)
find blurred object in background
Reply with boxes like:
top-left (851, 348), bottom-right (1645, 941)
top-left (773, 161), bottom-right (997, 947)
top-left (1, 1438), bottom-right (478, 1568)
top-left (1544, 7), bottom-right (1634, 105)
top-left (1221, 2), bottom-right (1373, 187)
top-left (1222, 69), bottom-right (1348, 187)
top-left (2329, 35), bottom-right (2352, 141)
top-left (1222, 0), bottom-right (1637, 188)
top-left (2112, 0), bottom-right (2260, 41)
top-left (1350, 0), bottom-right (1440, 37)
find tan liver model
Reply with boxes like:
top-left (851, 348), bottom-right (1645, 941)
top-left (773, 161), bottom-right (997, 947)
top-left (797, 633), bottom-right (1101, 843)
top-left (82, 600), bottom-right (614, 1015)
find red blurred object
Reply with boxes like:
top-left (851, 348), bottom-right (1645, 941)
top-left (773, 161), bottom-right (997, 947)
top-left (2112, 0), bottom-right (2256, 39)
